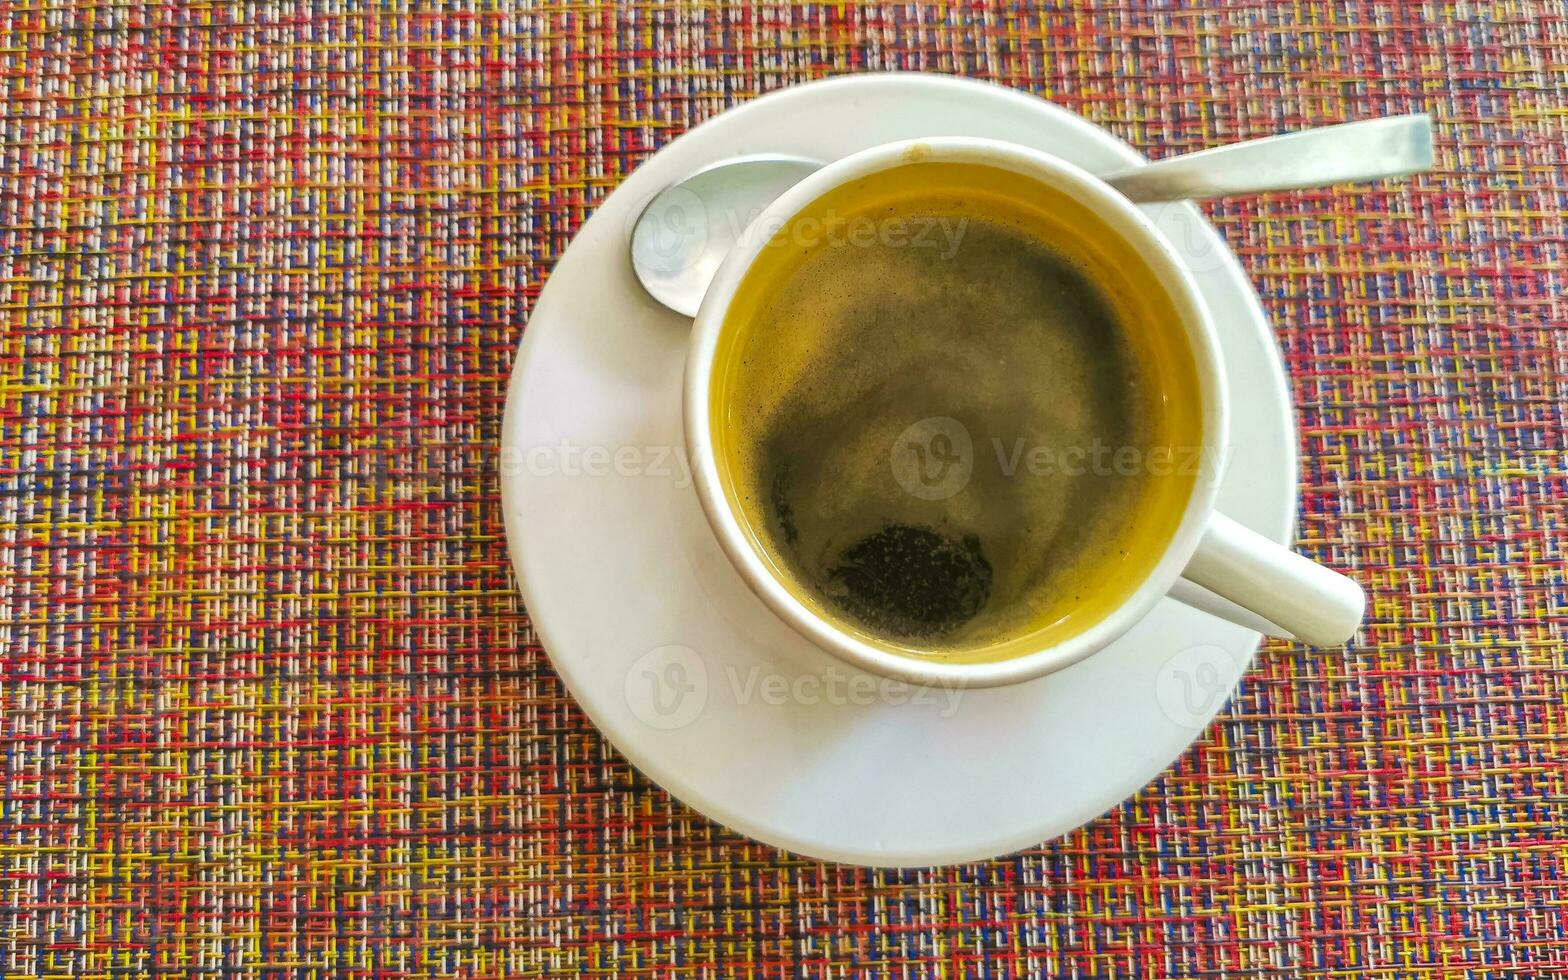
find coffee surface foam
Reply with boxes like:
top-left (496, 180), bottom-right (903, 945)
top-left (710, 163), bottom-right (1201, 661)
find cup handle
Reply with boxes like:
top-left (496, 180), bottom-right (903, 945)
top-left (1176, 512), bottom-right (1365, 645)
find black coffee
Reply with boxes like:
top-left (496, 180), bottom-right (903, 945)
top-left (709, 162), bottom-right (1201, 658)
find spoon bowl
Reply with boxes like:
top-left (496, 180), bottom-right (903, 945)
top-left (630, 154), bottom-right (821, 317)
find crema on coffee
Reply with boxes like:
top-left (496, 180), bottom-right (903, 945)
top-left (708, 162), bottom-right (1204, 662)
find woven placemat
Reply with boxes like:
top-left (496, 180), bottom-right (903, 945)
top-left (2, 2), bottom-right (1565, 976)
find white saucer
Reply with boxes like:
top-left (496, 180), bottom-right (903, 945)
top-left (500, 74), bottom-right (1296, 867)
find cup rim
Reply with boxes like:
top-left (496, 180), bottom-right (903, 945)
top-left (684, 137), bottom-right (1229, 688)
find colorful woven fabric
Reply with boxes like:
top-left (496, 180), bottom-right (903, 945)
top-left (2, 1), bottom-right (1566, 976)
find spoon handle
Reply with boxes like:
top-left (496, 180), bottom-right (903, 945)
top-left (1103, 114), bottom-right (1434, 203)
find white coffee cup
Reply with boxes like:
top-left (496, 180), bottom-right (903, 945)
top-left (684, 137), bottom-right (1364, 688)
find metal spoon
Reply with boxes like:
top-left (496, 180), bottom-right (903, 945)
top-left (631, 114), bottom-right (1433, 316)
top-left (630, 155), bottom-right (823, 317)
